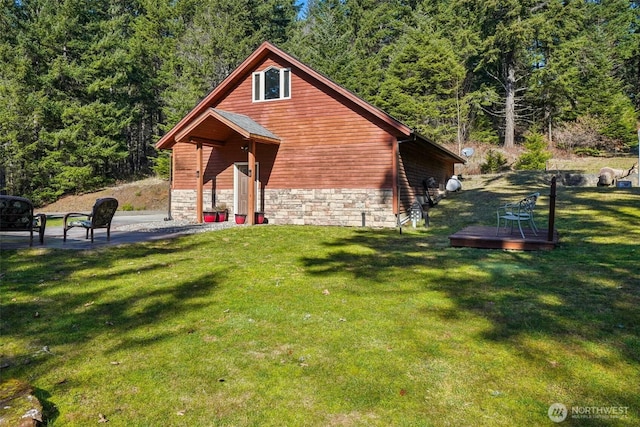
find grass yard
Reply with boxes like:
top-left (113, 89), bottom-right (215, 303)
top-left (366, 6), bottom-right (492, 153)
top-left (1, 172), bottom-right (638, 426)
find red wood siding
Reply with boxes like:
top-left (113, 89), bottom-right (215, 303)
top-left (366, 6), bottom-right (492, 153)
top-left (397, 140), bottom-right (455, 214)
top-left (185, 54), bottom-right (399, 191)
top-left (173, 142), bottom-right (211, 190)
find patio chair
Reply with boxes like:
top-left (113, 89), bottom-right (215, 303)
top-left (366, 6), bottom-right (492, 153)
top-left (0, 195), bottom-right (46, 245)
top-left (496, 192), bottom-right (539, 239)
top-left (64, 198), bottom-right (118, 243)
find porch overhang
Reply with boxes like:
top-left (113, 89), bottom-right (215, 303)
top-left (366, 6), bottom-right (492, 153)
top-left (172, 108), bottom-right (280, 225)
top-left (175, 108), bottom-right (281, 146)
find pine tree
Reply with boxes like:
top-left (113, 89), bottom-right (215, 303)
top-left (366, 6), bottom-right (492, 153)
top-left (285, 0), bottom-right (358, 88)
top-left (376, 17), bottom-right (466, 144)
top-left (467, 0), bottom-right (552, 148)
top-left (527, 0), bottom-right (637, 149)
top-left (161, 0), bottom-right (299, 127)
top-left (343, 0), bottom-right (415, 100)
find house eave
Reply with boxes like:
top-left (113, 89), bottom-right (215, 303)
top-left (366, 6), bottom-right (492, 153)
top-left (400, 132), bottom-right (466, 164)
top-left (156, 41), bottom-right (411, 150)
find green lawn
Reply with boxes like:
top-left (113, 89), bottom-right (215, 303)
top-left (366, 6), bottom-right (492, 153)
top-left (1, 172), bottom-right (638, 426)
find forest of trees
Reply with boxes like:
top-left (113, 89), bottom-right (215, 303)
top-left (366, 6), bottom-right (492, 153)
top-left (1, 0), bottom-right (639, 205)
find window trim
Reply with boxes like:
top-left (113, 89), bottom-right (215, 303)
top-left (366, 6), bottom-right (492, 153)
top-left (252, 67), bottom-right (291, 102)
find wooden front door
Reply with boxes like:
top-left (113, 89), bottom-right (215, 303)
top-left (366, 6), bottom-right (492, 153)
top-left (234, 163), bottom-right (259, 215)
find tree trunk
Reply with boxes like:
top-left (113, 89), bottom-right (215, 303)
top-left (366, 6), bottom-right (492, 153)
top-left (504, 58), bottom-right (516, 148)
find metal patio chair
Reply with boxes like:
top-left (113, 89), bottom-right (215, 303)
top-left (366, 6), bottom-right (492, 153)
top-left (496, 192), bottom-right (540, 239)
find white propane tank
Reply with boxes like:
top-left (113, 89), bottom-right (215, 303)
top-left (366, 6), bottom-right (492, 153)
top-left (446, 175), bottom-right (462, 192)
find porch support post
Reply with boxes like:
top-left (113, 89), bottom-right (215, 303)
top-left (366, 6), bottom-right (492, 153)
top-left (247, 139), bottom-right (256, 225)
top-left (196, 142), bottom-right (203, 223)
top-left (393, 138), bottom-right (399, 215)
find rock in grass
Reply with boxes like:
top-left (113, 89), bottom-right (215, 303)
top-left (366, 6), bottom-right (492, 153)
top-left (0, 378), bottom-right (43, 426)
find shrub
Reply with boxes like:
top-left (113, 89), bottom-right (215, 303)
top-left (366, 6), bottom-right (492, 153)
top-left (514, 133), bottom-right (552, 170)
top-left (52, 165), bottom-right (99, 194)
top-left (152, 151), bottom-right (171, 179)
top-left (552, 116), bottom-right (626, 153)
top-left (480, 150), bottom-right (507, 173)
top-left (574, 147), bottom-right (601, 157)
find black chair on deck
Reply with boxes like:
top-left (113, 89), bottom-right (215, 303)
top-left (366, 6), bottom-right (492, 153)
top-left (64, 198), bottom-right (118, 243)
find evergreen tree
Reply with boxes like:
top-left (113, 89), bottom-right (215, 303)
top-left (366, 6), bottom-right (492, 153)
top-left (161, 0), bottom-right (299, 127)
top-left (2, 0), bottom-right (640, 202)
top-left (250, 0), bottom-right (300, 45)
top-left (468, 0), bottom-right (550, 148)
top-left (343, 0), bottom-right (415, 100)
top-left (0, 0), bottom-right (45, 197)
top-left (525, 0), bottom-right (586, 141)
top-left (161, 0), bottom-right (255, 126)
top-left (1, 0), bottom-right (181, 202)
top-left (527, 0), bottom-right (637, 148)
top-left (285, 0), bottom-right (358, 88)
top-left (376, 17), bottom-right (466, 144)
top-left (412, 1), bottom-right (497, 145)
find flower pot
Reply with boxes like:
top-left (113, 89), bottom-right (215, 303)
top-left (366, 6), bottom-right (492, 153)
top-left (203, 212), bottom-right (217, 223)
top-left (235, 214), bottom-right (247, 224)
top-left (255, 212), bottom-right (265, 224)
top-left (217, 210), bottom-right (228, 222)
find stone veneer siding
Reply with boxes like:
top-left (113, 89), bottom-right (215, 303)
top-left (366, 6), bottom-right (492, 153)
top-left (171, 188), bottom-right (397, 227)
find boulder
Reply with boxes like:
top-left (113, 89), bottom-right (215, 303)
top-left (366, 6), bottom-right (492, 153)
top-left (0, 379), bottom-right (43, 427)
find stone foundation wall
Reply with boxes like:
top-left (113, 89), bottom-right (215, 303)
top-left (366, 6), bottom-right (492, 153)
top-left (264, 188), bottom-right (396, 227)
top-left (171, 189), bottom-right (234, 221)
top-left (171, 188), bottom-right (396, 227)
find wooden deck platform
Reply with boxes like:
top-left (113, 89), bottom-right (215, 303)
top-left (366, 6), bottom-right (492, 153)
top-left (449, 226), bottom-right (559, 251)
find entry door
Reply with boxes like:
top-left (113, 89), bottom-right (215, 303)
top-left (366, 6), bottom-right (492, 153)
top-left (234, 163), bottom-right (260, 214)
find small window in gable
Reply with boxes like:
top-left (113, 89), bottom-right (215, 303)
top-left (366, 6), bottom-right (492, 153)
top-left (252, 67), bottom-right (291, 102)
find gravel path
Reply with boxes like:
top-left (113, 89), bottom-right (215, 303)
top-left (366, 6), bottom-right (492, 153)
top-left (113, 219), bottom-right (239, 235)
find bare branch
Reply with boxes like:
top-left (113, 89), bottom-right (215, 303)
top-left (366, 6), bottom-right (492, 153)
top-left (530, 2), bottom-right (549, 14)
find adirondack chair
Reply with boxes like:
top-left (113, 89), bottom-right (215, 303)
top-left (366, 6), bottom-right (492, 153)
top-left (0, 195), bottom-right (46, 245)
top-left (496, 192), bottom-right (540, 239)
top-left (63, 198), bottom-right (119, 243)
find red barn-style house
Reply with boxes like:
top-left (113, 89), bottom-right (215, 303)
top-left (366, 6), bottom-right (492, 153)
top-left (156, 42), bottom-right (464, 226)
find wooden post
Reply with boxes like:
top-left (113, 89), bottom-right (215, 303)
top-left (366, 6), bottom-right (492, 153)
top-left (547, 176), bottom-right (556, 241)
top-left (196, 142), bottom-right (203, 223)
top-left (247, 140), bottom-right (256, 225)
top-left (165, 151), bottom-right (173, 221)
top-left (392, 139), bottom-right (399, 215)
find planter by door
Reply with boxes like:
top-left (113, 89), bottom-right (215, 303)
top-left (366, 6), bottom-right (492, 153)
top-left (203, 212), bottom-right (217, 223)
top-left (235, 214), bottom-right (247, 224)
top-left (255, 212), bottom-right (265, 224)
top-left (217, 210), bottom-right (228, 222)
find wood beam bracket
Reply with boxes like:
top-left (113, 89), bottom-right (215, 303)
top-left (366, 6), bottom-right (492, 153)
top-left (188, 137), bottom-right (226, 147)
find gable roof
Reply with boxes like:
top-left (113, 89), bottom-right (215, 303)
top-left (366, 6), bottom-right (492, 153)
top-left (156, 41), bottom-right (465, 163)
top-left (211, 109), bottom-right (279, 143)
top-left (175, 108), bottom-right (280, 146)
